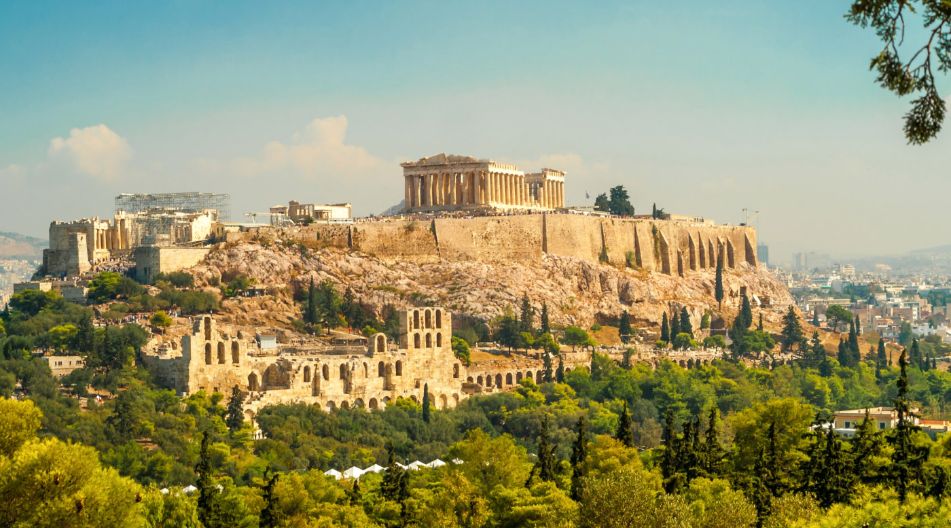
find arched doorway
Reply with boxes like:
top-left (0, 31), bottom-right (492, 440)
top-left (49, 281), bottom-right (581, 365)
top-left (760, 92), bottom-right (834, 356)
top-left (248, 372), bottom-right (259, 392)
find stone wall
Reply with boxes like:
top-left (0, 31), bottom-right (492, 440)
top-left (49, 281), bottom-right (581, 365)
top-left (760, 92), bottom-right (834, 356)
top-left (307, 214), bottom-right (757, 273)
top-left (134, 246), bottom-right (212, 283)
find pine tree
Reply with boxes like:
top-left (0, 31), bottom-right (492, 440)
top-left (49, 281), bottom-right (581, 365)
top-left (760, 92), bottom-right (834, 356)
top-left (910, 338), bottom-right (921, 368)
top-left (670, 311), bottom-right (681, 340)
top-left (751, 446), bottom-right (772, 528)
top-left (680, 307), bottom-right (693, 337)
top-left (808, 331), bottom-right (825, 369)
top-left (540, 303), bottom-right (551, 334)
top-left (780, 307), bottom-right (804, 352)
top-left (259, 472), bottom-right (280, 528)
top-left (729, 317), bottom-right (750, 360)
top-left (855, 316), bottom-right (862, 335)
top-left (891, 348), bottom-right (928, 502)
top-left (225, 385), bottom-right (244, 432)
top-left (381, 446), bottom-right (410, 523)
top-left (715, 251), bottom-right (724, 309)
top-left (615, 401), bottom-right (634, 448)
top-left (621, 348), bottom-right (633, 370)
top-left (519, 294), bottom-right (534, 333)
top-left (76, 313), bottom-right (95, 353)
top-left (421, 383), bottom-right (431, 423)
top-left (740, 291), bottom-right (753, 330)
top-left (763, 422), bottom-right (785, 497)
top-left (349, 477), bottom-right (362, 506)
top-left (556, 356), bottom-right (565, 383)
top-left (806, 425), bottom-right (854, 508)
top-left (619, 311), bottom-right (633, 343)
top-left (660, 312), bottom-right (670, 343)
top-left (570, 416), bottom-right (588, 501)
top-left (660, 409), bottom-right (678, 492)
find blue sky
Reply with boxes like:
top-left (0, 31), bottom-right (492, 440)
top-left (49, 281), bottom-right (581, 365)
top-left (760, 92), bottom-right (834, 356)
top-left (1, 1), bottom-right (948, 262)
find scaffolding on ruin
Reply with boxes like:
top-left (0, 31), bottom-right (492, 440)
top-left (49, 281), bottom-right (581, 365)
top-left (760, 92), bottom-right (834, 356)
top-left (115, 192), bottom-right (231, 220)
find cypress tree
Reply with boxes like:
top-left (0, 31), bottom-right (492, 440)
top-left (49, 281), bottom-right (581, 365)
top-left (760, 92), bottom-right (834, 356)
top-left (196, 431), bottom-right (219, 528)
top-left (619, 311), bottom-right (633, 343)
top-left (910, 339), bottom-right (922, 369)
top-left (851, 409), bottom-right (884, 485)
top-left (810, 426), bottom-right (854, 507)
top-left (757, 312), bottom-right (764, 332)
top-left (76, 313), bottom-right (95, 353)
top-left (763, 422), bottom-right (785, 497)
top-left (225, 385), bottom-right (244, 432)
top-left (621, 348), bottom-right (633, 370)
top-left (740, 291), bottom-right (753, 330)
top-left (812, 308), bottom-right (820, 327)
top-left (540, 303), bottom-right (551, 334)
top-left (349, 477), bottom-right (362, 506)
top-left (701, 407), bottom-right (725, 477)
top-left (715, 251), bottom-right (724, 309)
top-left (855, 316), bottom-right (862, 335)
top-left (543, 352), bottom-right (554, 383)
top-left (381, 446), bottom-right (410, 523)
top-left (660, 409), bottom-right (678, 492)
top-left (305, 277), bottom-right (318, 325)
top-left (837, 339), bottom-right (850, 367)
top-left (615, 402), bottom-right (634, 448)
top-left (535, 415), bottom-right (557, 483)
top-left (876, 338), bottom-right (888, 373)
top-left (780, 306), bottom-right (804, 352)
top-left (570, 416), bottom-right (588, 501)
top-left (848, 319), bottom-right (860, 359)
top-left (680, 307), bottom-right (693, 337)
top-left (891, 348), bottom-right (928, 502)
top-left (808, 331), bottom-right (825, 369)
top-left (751, 446), bottom-right (772, 528)
top-left (556, 355), bottom-right (565, 383)
top-left (670, 311), bottom-right (681, 340)
top-left (421, 383), bottom-right (431, 423)
top-left (729, 317), bottom-right (750, 360)
top-left (259, 472), bottom-right (280, 528)
top-left (519, 294), bottom-right (534, 333)
top-left (660, 312), bottom-right (670, 343)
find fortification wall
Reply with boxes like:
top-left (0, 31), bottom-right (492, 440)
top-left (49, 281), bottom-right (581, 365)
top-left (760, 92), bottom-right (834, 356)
top-left (434, 216), bottom-right (544, 263)
top-left (303, 214), bottom-right (757, 274)
top-left (134, 246), bottom-right (212, 283)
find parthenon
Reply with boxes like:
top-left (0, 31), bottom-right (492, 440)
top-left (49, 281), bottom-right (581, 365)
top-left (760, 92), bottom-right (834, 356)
top-left (401, 153), bottom-right (565, 212)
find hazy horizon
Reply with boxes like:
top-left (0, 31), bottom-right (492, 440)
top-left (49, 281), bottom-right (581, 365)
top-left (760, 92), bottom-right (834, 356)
top-left (2, 1), bottom-right (950, 263)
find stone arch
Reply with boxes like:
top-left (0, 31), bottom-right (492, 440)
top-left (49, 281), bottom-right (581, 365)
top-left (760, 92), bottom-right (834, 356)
top-left (322, 364), bottom-right (330, 380)
top-left (495, 373), bottom-right (502, 387)
top-left (363, 362), bottom-right (369, 378)
top-left (326, 401), bottom-right (336, 412)
top-left (378, 361), bottom-right (385, 377)
top-left (231, 341), bottom-right (239, 364)
top-left (312, 370), bottom-right (321, 396)
top-left (565, 367), bottom-right (572, 374)
top-left (248, 372), bottom-right (260, 391)
top-left (354, 398), bottom-right (365, 408)
top-left (435, 309), bottom-right (443, 328)
top-left (396, 360), bottom-right (403, 376)
top-left (505, 373), bottom-right (513, 385)
top-left (436, 332), bottom-right (442, 347)
top-left (410, 395), bottom-right (419, 403)
top-left (339, 364), bottom-right (348, 379)
top-left (204, 343), bottom-right (212, 365)
top-left (467, 376), bottom-right (474, 383)
top-left (217, 342), bottom-right (226, 364)
top-left (526, 371), bottom-right (534, 381)
top-left (369, 398), bottom-right (379, 410)
top-left (413, 310), bottom-right (420, 329)
top-left (425, 333), bottom-right (432, 348)
top-left (477, 375), bottom-right (484, 385)
top-left (375, 334), bottom-right (386, 353)
top-left (425, 309), bottom-right (433, 328)
top-left (439, 394), bottom-right (448, 409)
top-left (204, 317), bottom-right (212, 340)
top-left (679, 360), bottom-right (686, 367)
top-left (340, 400), bottom-right (350, 410)
top-left (264, 363), bottom-right (290, 389)
top-left (453, 363), bottom-right (460, 378)
top-left (383, 396), bottom-right (391, 405)
top-left (303, 365), bottom-right (311, 383)
top-left (516, 372), bottom-right (523, 383)
top-left (414, 333), bottom-right (421, 349)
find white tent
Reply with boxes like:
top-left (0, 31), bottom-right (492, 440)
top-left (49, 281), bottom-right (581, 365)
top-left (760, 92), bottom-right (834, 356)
top-left (343, 466), bottom-right (365, 479)
top-left (407, 461), bottom-right (426, 471)
top-left (427, 459), bottom-right (446, 468)
top-left (363, 464), bottom-right (384, 474)
top-left (182, 485), bottom-right (198, 494)
top-left (323, 469), bottom-right (343, 480)
top-left (451, 458), bottom-right (464, 465)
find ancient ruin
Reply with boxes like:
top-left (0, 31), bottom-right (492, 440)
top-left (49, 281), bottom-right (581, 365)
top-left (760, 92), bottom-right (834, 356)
top-left (141, 307), bottom-right (564, 420)
top-left (401, 153), bottom-right (565, 212)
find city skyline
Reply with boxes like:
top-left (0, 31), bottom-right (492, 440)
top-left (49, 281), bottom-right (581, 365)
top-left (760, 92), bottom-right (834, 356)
top-left (2, 1), bottom-right (950, 262)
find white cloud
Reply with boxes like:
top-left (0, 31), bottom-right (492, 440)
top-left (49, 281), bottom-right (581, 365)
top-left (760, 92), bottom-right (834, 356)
top-left (47, 124), bottom-right (132, 182)
top-left (232, 115), bottom-right (385, 178)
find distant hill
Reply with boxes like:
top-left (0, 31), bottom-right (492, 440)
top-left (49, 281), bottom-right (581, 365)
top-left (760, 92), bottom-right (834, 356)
top-left (0, 231), bottom-right (46, 259)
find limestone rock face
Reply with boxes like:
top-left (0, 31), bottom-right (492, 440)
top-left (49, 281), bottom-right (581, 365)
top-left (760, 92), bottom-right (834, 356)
top-left (190, 241), bottom-right (793, 330)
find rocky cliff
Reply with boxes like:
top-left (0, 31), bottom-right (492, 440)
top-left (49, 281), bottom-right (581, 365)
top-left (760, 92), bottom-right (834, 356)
top-left (190, 232), bottom-right (793, 333)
